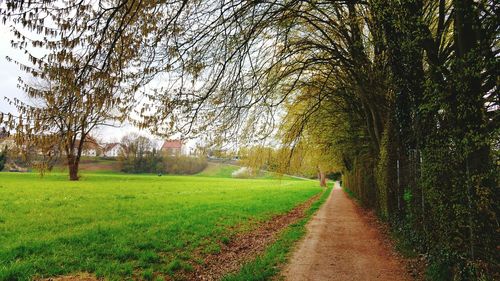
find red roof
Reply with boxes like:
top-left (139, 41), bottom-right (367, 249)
top-left (161, 139), bottom-right (182, 150)
top-left (74, 136), bottom-right (101, 150)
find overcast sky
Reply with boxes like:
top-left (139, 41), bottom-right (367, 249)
top-left (0, 24), bottom-right (21, 115)
top-left (0, 24), bottom-right (168, 144)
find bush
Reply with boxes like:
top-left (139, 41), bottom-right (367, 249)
top-left (163, 155), bottom-right (207, 175)
top-left (120, 150), bottom-right (207, 175)
top-left (120, 153), bottom-right (163, 174)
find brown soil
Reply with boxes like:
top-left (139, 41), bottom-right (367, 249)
top-left (37, 273), bottom-right (99, 281)
top-left (79, 163), bottom-right (118, 171)
top-left (186, 192), bottom-right (323, 281)
top-left (283, 182), bottom-right (413, 281)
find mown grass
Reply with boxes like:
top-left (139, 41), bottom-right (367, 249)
top-left (0, 171), bottom-right (321, 280)
top-left (195, 163), bottom-right (240, 178)
top-left (222, 183), bottom-right (333, 281)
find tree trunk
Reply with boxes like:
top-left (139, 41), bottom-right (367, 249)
top-left (68, 156), bottom-right (80, 181)
top-left (318, 171), bottom-right (327, 187)
top-left (452, 0), bottom-right (493, 261)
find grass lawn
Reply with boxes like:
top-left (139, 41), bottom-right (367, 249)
top-left (195, 163), bottom-right (240, 178)
top-left (0, 171), bottom-right (321, 280)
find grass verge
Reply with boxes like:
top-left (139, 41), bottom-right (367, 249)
top-left (221, 184), bottom-right (333, 281)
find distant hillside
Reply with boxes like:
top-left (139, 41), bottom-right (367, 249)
top-left (196, 162), bottom-right (240, 178)
top-left (198, 162), bottom-right (305, 181)
top-left (53, 157), bottom-right (121, 173)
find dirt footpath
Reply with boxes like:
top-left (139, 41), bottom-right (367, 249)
top-left (283, 182), bottom-right (411, 281)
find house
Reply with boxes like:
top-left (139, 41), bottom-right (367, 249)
top-left (0, 127), bottom-right (9, 139)
top-left (103, 143), bottom-right (122, 157)
top-left (161, 139), bottom-right (184, 156)
top-left (82, 143), bottom-right (101, 157)
top-left (0, 128), bottom-right (15, 152)
top-left (75, 136), bottom-right (102, 157)
top-left (0, 137), bottom-right (15, 152)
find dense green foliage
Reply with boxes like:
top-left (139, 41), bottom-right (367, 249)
top-left (337, 2), bottom-right (499, 279)
top-left (0, 172), bottom-right (321, 280)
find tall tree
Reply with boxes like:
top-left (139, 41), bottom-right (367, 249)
top-left (2, 0), bottom-right (143, 180)
top-left (6, 63), bottom-right (120, 180)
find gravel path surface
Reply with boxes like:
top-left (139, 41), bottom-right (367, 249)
top-left (283, 182), bottom-right (411, 281)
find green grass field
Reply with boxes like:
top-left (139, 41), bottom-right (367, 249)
top-left (0, 169), bottom-right (321, 280)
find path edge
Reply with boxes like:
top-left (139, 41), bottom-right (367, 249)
top-left (221, 183), bottom-right (334, 281)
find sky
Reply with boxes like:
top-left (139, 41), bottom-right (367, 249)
top-left (0, 24), bottom-right (168, 145)
top-left (0, 24), bottom-right (21, 115)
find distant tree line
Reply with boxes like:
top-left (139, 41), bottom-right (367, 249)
top-left (238, 145), bottom-right (336, 186)
top-left (118, 134), bottom-right (207, 174)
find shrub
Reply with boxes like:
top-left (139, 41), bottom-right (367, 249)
top-left (120, 152), bottom-right (207, 175)
top-left (162, 155), bottom-right (208, 175)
